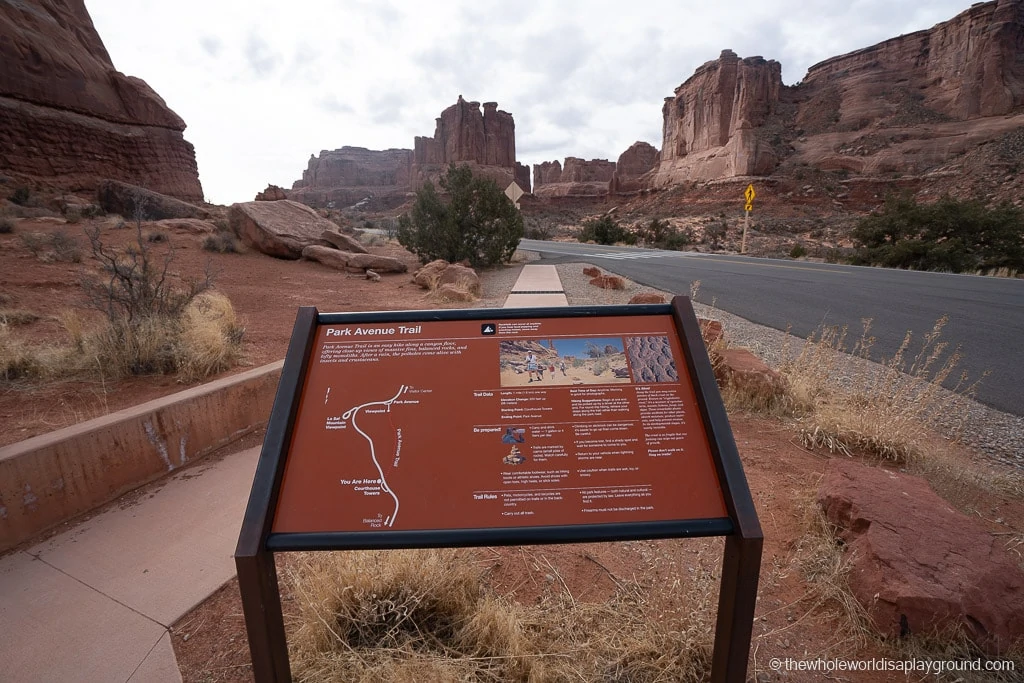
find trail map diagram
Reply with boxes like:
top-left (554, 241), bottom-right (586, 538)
top-left (338, 385), bottom-right (408, 527)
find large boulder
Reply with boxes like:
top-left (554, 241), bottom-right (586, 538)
top-left (713, 348), bottom-right (787, 401)
top-left (301, 245), bottom-right (407, 274)
top-left (320, 229), bottom-right (368, 254)
top-left (411, 260), bottom-right (480, 294)
top-left (155, 218), bottom-right (216, 234)
top-left (228, 200), bottom-right (338, 259)
top-left (818, 460), bottom-right (1024, 654)
top-left (98, 180), bottom-right (208, 220)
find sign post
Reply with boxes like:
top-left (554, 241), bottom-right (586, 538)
top-left (742, 184), bottom-right (755, 254)
top-left (236, 299), bottom-right (762, 682)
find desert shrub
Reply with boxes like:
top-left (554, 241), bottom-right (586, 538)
top-left (173, 292), bottom-right (245, 382)
top-left (202, 232), bottom-right (240, 253)
top-left (851, 193), bottom-right (1024, 273)
top-left (790, 243), bottom-right (808, 258)
top-left (64, 208), bottom-right (82, 224)
top-left (0, 326), bottom-right (44, 381)
top-left (592, 359), bottom-right (609, 375)
top-left (398, 164), bottom-right (523, 267)
top-left (50, 230), bottom-right (81, 262)
top-left (524, 222), bottom-right (553, 240)
top-left (8, 187), bottom-right (30, 206)
top-left (639, 218), bottom-right (692, 251)
top-left (578, 215), bottom-right (635, 245)
top-left (0, 309), bottom-right (40, 326)
top-left (0, 216), bottom-right (14, 233)
top-left (82, 223), bottom-right (211, 323)
top-left (19, 232), bottom-right (48, 257)
top-left (359, 233), bottom-right (384, 247)
top-left (703, 221), bottom-right (727, 249)
top-left (145, 230), bottom-right (168, 243)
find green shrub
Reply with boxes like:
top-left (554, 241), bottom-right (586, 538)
top-left (8, 188), bottom-right (30, 206)
top-left (851, 193), bottom-right (1024, 273)
top-left (790, 243), bottom-right (808, 258)
top-left (398, 164), bottom-right (523, 267)
top-left (0, 216), bottom-right (14, 234)
top-left (578, 215), bottom-right (635, 245)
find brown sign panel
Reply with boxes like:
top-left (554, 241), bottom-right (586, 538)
top-left (271, 314), bottom-right (728, 535)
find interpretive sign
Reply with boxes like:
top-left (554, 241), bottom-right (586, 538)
top-left (236, 299), bottom-right (762, 682)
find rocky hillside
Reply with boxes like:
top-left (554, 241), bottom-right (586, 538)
top-left (0, 0), bottom-right (203, 201)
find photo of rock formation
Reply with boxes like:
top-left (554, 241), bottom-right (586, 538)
top-left (625, 336), bottom-right (679, 383)
top-left (498, 338), bottom-right (630, 387)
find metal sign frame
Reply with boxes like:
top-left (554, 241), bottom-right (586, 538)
top-left (235, 297), bottom-right (762, 682)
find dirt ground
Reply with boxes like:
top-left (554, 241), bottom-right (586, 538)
top-left (0, 215), bottom-right (519, 446)
top-left (3, 213), bottom-right (1021, 681)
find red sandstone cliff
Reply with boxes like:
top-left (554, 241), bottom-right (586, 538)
top-left (532, 157), bottom-right (616, 197)
top-left (648, 0), bottom-right (1024, 188)
top-left (0, 0), bottom-right (204, 201)
top-left (610, 142), bottom-right (659, 195)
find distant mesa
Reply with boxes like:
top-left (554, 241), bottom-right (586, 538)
top-left (533, 142), bottom-right (660, 198)
top-left (0, 0), bottom-right (203, 201)
top-left (288, 96), bottom-right (530, 210)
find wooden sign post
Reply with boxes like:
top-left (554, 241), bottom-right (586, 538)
top-left (235, 297), bottom-right (762, 682)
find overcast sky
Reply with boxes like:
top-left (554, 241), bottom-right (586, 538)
top-left (86, 0), bottom-right (976, 205)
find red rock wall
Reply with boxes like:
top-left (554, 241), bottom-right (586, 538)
top-left (653, 50), bottom-right (783, 186)
top-left (610, 141), bottom-right (659, 194)
top-left (0, 0), bottom-right (203, 201)
top-left (413, 96), bottom-right (517, 169)
top-left (292, 147), bottom-right (412, 190)
top-left (801, 0), bottom-right (1024, 123)
top-left (515, 162), bottom-right (531, 193)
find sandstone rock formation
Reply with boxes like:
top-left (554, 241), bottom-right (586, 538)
top-left (651, 50), bottom-right (783, 187)
top-left (320, 229), bottom-right (368, 254)
top-left (411, 260), bottom-right (479, 292)
top-left (819, 460), bottom-right (1024, 654)
top-left (289, 147), bottom-right (412, 210)
top-left (533, 157), bottom-right (616, 197)
top-left (255, 185), bottom-right (287, 201)
top-left (610, 142), bottom-right (660, 194)
top-left (412, 96), bottom-right (519, 189)
top-left (289, 97), bottom-right (525, 208)
top-left (98, 180), bottom-right (208, 220)
top-left (0, 0), bottom-right (203, 200)
top-left (646, 1), bottom-right (1024, 187)
top-left (228, 200), bottom-right (340, 259)
top-left (301, 245), bottom-right (407, 274)
top-left (625, 336), bottom-right (678, 382)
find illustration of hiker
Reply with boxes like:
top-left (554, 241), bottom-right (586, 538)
top-left (526, 353), bottom-right (538, 382)
top-left (502, 427), bottom-right (525, 444)
top-left (537, 363), bottom-right (545, 380)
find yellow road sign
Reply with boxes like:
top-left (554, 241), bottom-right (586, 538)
top-left (744, 184), bottom-right (755, 204)
top-left (744, 202), bottom-right (753, 212)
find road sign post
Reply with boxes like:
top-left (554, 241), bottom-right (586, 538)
top-left (742, 184), bottom-right (755, 254)
top-left (236, 300), bottom-right (762, 682)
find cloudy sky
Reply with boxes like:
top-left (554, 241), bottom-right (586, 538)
top-left (87, 0), bottom-right (976, 205)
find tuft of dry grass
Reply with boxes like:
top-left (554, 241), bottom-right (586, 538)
top-left (286, 546), bottom-right (717, 682)
top-left (0, 309), bottom-right (40, 326)
top-left (174, 292), bottom-right (246, 382)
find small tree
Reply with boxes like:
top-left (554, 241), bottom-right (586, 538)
top-left (398, 164), bottom-right (523, 267)
top-left (578, 215), bottom-right (635, 245)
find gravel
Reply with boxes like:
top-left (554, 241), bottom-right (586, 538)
top-left (551, 261), bottom-right (1024, 471)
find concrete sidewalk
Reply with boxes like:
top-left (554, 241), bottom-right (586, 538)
top-left (0, 263), bottom-right (566, 682)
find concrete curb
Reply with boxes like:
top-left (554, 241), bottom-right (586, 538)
top-left (0, 361), bottom-right (283, 552)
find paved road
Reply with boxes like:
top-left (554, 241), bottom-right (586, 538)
top-left (520, 239), bottom-right (1024, 416)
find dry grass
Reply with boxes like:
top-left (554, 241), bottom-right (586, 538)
top-left (286, 546), bottom-right (717, 682)
top-left (779, 316), bottom-right (981, 465)
top-left (0, 309), bottom-right (40, 326)
top-left (0, 292), bottom-right (244, 385)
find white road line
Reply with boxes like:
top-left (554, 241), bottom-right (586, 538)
top-left (342, 385), bottom-right (407, 527)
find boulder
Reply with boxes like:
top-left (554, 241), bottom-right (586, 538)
top-left (436, 283), bottom-right (476, 302)
top-left (98, 180), bottom-right (208, 220)
top-left (320, 229), bottom-right (368, 254)
top-left (627, 293), bottom-right (666, 304)
top-left (713, 348), bottom-right (787, 403)
top-left (301, 245), bottom-right (407, 273)
top-left (155, 218), bottom-right (216, 234)
top-left (818, 460), bottom-right (1024, 654)
top-left (229, 200), bottom-right (338, 259)
top-left (412, 260), bottom-right (451, 289)
top-left (255, 184), bottom-right (288, 201)
top-left (589, 275), bottom-right (625, 290)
